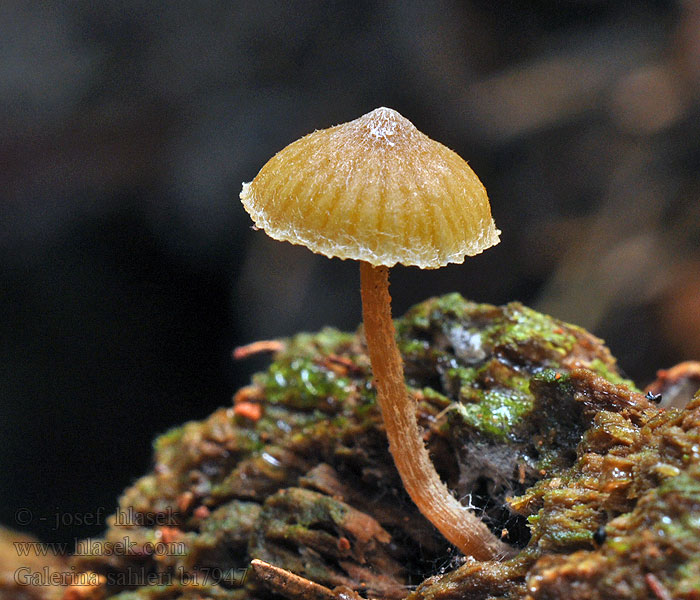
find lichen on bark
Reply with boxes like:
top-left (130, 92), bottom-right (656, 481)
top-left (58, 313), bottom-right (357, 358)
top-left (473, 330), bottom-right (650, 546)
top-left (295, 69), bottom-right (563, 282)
top-left (53, 294), bottom-right (700, 600)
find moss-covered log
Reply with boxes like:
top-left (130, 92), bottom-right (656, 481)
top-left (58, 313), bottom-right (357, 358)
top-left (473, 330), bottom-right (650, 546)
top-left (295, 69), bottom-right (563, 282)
top-left (14, 295), bottom-right (700, 600)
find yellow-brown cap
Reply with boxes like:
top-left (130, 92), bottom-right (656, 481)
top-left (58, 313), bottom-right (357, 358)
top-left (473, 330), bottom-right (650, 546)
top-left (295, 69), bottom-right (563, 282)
top-left (240, 107), bottom-right (500, 269)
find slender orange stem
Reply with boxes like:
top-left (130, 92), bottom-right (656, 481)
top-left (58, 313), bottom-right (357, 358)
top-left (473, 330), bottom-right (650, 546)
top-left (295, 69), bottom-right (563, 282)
top-left (360, 261), bottom-right (511, 560)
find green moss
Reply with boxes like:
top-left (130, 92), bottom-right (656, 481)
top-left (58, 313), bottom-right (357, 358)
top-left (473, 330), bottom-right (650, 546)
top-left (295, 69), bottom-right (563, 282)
top-left (588, 358), bottom-right (638, 390)
top-left (153, 426), bottom-right (185, 454)
top-left (200, 501), bottom-right (261, 537)
top-left (255, 357), bottom-right (351, 412)
top-left (528, 512), bottom-right (597, 549)
top-left (606, 536), bottom-right (632, 554)
top-left (498, 304), bottom-right (578, 354)
top-left (396, 295), bottom-right (632, 444)
top-left (284, 327), bottom-right (356, 357)
top-left (400, 292), bottom-right (472, 331)
top-left (399, 338), bottom-right (431, 356)
top-left (445, 365), bottom-right (478, 388)
top-left (250, 327), bottom-right (364, 415)
top-left (656, 467), bottom-right (700, 530)
top-left (453, 388), bottom-right (533, 439)
top-left (404, 298), bottom-right (579, 363)
top-left (421, 386), bottom-right (451, 406)
top-left (429, 292), bottom-right (474, 318)
top-left (534, 368), bottom-right (571, 386)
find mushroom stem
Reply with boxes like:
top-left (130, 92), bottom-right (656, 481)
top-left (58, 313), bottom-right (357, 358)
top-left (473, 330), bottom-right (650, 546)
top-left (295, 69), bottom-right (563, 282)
top-left (359, 261), bottom-right (511, 560)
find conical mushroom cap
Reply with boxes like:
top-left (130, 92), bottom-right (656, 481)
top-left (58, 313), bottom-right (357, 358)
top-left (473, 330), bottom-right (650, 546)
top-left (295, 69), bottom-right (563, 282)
top-left (240, 107), bottom-right (500, 268)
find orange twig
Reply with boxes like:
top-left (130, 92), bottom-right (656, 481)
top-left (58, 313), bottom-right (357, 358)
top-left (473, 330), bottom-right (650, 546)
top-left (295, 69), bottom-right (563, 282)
top-left (233, 340), bottom-right (285, 360)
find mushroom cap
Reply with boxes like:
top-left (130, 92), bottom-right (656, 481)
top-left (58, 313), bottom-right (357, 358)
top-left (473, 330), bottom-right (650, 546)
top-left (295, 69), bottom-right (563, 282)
top-left (240, 107), bottom-right (500, 269)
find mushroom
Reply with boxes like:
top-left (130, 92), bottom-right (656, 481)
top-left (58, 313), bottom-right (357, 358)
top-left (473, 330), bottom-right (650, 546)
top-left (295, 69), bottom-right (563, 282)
top-left (240, 107), bottom-right (507, 559)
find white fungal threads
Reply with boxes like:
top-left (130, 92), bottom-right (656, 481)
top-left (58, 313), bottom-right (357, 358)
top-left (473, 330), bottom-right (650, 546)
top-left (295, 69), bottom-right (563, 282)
top-left (367, 107), bottom-right (400, 145)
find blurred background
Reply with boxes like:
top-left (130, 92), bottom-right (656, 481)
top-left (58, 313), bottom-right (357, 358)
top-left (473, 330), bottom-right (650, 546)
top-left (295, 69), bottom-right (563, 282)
top-left (2, 1), bottom-right (699, 547)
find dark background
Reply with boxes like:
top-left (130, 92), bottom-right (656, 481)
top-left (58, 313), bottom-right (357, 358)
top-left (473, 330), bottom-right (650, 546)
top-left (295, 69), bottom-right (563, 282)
top-left (2, 1), bottom-right (700, 547)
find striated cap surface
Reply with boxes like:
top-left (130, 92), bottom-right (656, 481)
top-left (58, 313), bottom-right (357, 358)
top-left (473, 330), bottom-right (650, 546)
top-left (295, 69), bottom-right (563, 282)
top-left (240, 107), bottom-right (500, 269)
